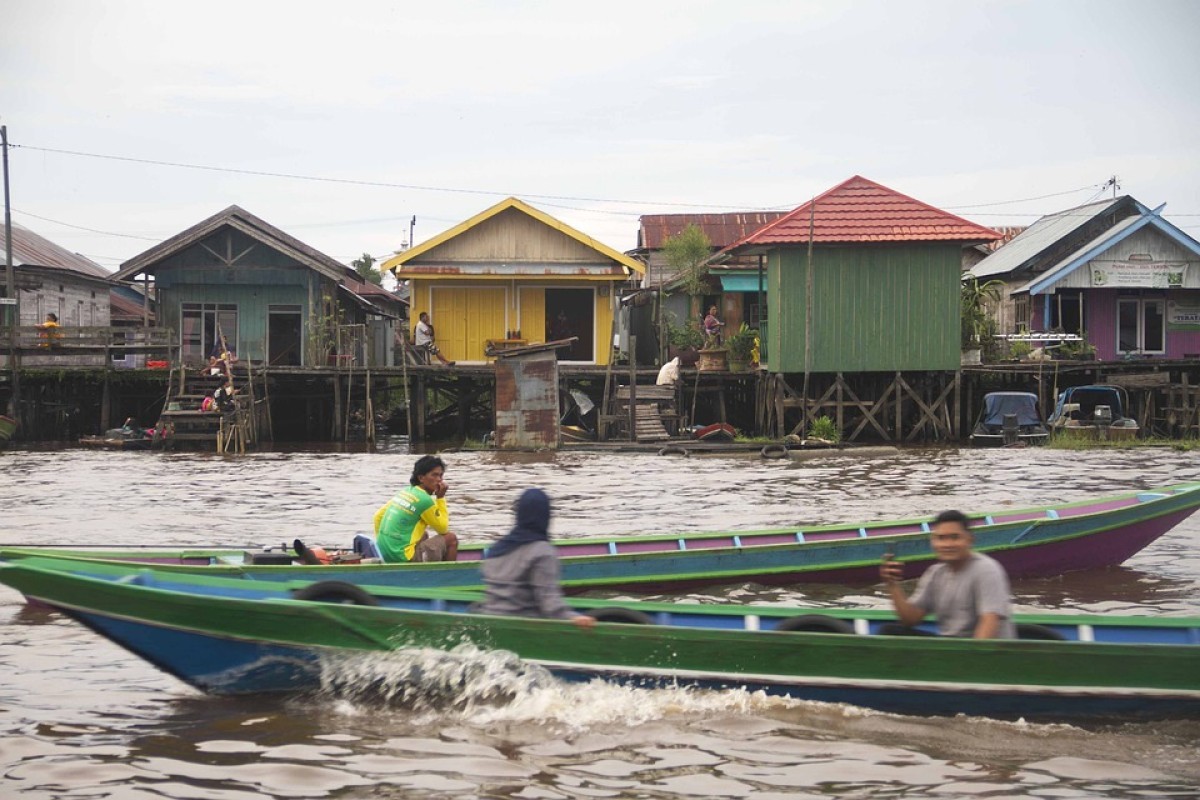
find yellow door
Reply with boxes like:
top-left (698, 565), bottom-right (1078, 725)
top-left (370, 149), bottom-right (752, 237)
top-left (432, 287), bottom-right (506, 361)
top-left (518, 287), bottom-right (545, 343)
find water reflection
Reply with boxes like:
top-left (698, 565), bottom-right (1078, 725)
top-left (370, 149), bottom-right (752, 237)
top-left (2, 445), bottom-right (1200, 797)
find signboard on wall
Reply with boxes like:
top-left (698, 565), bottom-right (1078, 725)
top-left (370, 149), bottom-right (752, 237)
top-left (1090, 262), bottom-right (1186, 288)
top-left (1167, 300), bottom-right (1200, 331)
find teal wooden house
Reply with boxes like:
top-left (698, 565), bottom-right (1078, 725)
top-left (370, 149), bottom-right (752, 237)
top-left (112, 206), bottom-right (403, 368)
top-left (717, 176), bottom-right (1000, 373)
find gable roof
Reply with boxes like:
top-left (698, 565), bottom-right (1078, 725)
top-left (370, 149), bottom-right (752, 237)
top-left (1014, 203), bottom-right (1200, 295)
top-left (112, 205), bottom-right (349, 282)
top-left (637, 212), bottom-right (786, 251)
top-left (382, 197), bottom-right (644, 275)
top-left (721, 175), bottom-right (1001, 254)
top-left (3, 221), bottom-right (111, 279)
top-left (969, 198), bottom-right (1130, 280)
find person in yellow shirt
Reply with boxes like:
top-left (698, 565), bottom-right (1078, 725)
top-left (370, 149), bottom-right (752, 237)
top-left (373, 455), bottom-right (459, 562)
top-left (37, 312), bottom-right (62, 348)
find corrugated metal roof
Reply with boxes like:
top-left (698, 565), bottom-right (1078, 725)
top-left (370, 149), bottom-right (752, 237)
top-left (723, 176), bottom-right (1000, 251)
top-left (969, 198), bottom-right (1124, 279)
top-left (109, 288), bottom-right (154, 321)
top-left (1, 221), bottom-right (111, 278)
top-left (114, 205), bottom-right (349, 283)
top-left (637, 212), bottom-right (785, 250)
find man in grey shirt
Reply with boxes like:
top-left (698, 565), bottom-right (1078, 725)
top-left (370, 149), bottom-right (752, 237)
top-left (880, 509), bottom-right (1015, 639)
top-left (480, 488), bottom-right (595, 629)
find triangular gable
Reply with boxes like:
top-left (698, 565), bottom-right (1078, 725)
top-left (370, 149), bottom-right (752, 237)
top-left (383, 197), bottom-right (644, 275)
top-left (1016, 205), bottom-right (1200, 295)
top-left (721, 175), bottom-right (1000, 253)
top-left (970, 198), bottom-right (1129, 280)
top-left (113, 205), bottom-right (348, 282)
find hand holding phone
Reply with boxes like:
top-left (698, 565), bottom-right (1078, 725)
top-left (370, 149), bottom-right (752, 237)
top-left (879, 551), bottom-right (901, 583)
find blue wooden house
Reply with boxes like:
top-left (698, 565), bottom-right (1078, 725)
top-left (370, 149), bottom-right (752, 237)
top-left (112, 206), bottom-right (403, 367)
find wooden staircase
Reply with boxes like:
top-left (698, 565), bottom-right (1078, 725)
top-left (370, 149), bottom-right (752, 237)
top-left (614, 384), bottom-right (679, 442)
top-left (157, 364), bottom-right (268, 452)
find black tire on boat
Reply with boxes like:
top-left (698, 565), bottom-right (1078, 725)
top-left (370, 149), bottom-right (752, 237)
top-left (291, 581), bottom-right (381, 607)
top-left (657, 446), bottom-right (689, 457)
top-left (773, 614), bottom-right (855, 634)
top-left (1015, 623), bottom-right (1067, 641)
top-left (760, 444), bottom-right (789, 459)
top-left (589, 607), bottom-right (655, 625)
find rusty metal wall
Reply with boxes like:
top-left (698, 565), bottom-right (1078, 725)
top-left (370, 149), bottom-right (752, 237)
top-left (494, 350), bottom-right (560, 449)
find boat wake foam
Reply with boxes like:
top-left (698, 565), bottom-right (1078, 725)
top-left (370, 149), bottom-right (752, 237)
top-left (315, 644), bottom-right (556, 710)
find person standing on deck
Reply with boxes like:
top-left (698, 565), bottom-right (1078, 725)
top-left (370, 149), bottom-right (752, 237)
top-left (702, 305), bottom-right (724, 347)
top-left (879, 509), bottom-right (1015, 639)
top-left (480, 488), bottom-right (595, 628)
top-left (373, 455), bottom-right (459, 562)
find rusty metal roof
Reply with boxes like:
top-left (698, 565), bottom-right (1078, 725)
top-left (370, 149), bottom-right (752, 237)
top-left (723, 176), bottom-right (1001, 252)
top-left (2, 221), bottom-right (111, 278)
top-left (637, 212), bottom-right (786, 250)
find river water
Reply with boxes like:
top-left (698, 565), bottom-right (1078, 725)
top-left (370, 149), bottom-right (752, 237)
top-left (2, 443), bottom-right (1199, 798)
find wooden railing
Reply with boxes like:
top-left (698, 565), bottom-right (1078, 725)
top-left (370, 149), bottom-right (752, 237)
top-left (1, 326), bottom-right (177, 355)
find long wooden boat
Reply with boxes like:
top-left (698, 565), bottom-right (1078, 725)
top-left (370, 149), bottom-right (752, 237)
top-left (4, 482), bottom-right (1199, 593)
top-left (1, 556), bottom-right (1196, 721)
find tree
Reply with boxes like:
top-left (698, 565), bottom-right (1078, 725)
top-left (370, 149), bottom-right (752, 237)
top-left (351, 253), bottom-right (383, 286)
top-left (961, 276), bottom-right (1004, 348)
top-left (663, 224), bottom-right (713, 301)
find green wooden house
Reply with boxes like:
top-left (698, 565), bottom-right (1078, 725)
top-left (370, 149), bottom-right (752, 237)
top-left (112, 206), bottom-right (403, 368)
top-left (715, 176), bottom-right (1000, 373)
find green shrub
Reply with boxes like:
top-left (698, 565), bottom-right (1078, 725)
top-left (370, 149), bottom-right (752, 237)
top-left (807, 415), bottom-right (841, 443)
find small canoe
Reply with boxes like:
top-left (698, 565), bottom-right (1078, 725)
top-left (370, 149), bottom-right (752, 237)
top-left (3, 482), bottom-right (1199, 593)
top-left (1, 556), bottom-right (1196, 720)
top-left (693, 422), bottom-right (735, 442)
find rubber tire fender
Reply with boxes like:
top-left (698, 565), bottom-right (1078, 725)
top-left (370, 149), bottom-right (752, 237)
top-left (1015, 622), bottom-right (1067, 641)
top-left (589, 607), bottom-right (655, 625)
top-left (773, 614), bottom-right (855, 634)
top-left (657, 446), bottom-right (689, 457)
top-left (760, 444), bottom-right (789, 459)
top-left (291, 581), bottom-right (381, 607)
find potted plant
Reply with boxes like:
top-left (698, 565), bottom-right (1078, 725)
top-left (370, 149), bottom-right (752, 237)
top-left (725, 323), bottom-right (758, 372)
top-left (961, 276), bottom-right (1003, 365)
top-left (665, 314), bottom-right (704, 367)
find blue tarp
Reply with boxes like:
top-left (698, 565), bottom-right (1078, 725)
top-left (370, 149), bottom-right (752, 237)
top-left (979, 392), bottom-right (1044, 428)
top-left (1049, 386), bottom-right (1128, 424)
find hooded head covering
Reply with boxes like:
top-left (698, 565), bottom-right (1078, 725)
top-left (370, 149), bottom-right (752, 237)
top-left (486, 488), bottom-right (551, 559)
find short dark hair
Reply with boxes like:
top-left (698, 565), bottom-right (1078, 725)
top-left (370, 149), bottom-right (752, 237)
top-left (932, 509), bottom-right (971, 529)
top-left (410, 455), bottom-right (446, 486)
top-left (46, 312), bottom-right (58, 322)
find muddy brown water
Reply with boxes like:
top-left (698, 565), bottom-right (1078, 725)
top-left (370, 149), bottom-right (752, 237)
top-left (2, 443), bottom-right (1199, 798)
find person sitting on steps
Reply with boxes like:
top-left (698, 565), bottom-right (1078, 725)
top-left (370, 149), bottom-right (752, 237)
top-left (414, 312), bottom-right (454, 366)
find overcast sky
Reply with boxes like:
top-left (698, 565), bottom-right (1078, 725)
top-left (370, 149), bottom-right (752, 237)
top-left (2, 0), bottom-right (1198, 273)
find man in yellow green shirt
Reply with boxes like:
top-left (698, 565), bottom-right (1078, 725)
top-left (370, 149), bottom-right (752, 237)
top-left (373, 455), bottom-right (460, 563)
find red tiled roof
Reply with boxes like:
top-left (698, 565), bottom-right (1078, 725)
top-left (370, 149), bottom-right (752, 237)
top-left (724, 176), bottom-right (1001, 250)
top-left (638, 212), bottom-right (786, 250)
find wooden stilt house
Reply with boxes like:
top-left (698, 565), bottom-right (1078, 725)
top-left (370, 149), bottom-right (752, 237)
top-left (382, 197), bottom-right (644, 365)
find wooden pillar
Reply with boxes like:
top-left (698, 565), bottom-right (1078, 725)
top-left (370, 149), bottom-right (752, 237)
top-left (415, 375), bottom-right (427, 447)
top-left (457, 377), bottom-right (469, 440)
top-left (332, 374), bottom-right (343, 441)
top-left (953, 370), bottom-right (962, 440)
top-left (894, 371), bottom-right (902, 443)
top-left (100, 371), bottom-right (111, 432)
top-left (836, 372), bottom-right (844, 434)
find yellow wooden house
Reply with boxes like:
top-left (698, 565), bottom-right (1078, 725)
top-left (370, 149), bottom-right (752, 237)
top-left (383, 197), bottom-right (644, 365)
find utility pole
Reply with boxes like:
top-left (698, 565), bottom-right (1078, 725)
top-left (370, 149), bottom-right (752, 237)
top-left (2, 124), bottom-right (19, 419)
top-left (409, 215), bottom-right (416, 250)
top-left (1105, 175), bottom-right (1120, 199)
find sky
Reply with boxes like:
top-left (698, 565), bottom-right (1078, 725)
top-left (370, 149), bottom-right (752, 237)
top-left (2, 0), bottom-right (1199, 275)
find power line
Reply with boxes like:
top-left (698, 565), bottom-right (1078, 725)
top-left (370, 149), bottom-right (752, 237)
top-left (11, 207), bottom-right (162, 241)
top-left (943, 184), bottom-right (1103, 209)
top-left (11, 142), bottom-right (775, 212)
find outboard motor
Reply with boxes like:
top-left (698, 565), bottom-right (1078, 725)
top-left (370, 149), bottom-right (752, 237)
top-left (1002, 413), bottom-right (1020, 446)
top-left (1094, 405), bottom-right (1113, 440)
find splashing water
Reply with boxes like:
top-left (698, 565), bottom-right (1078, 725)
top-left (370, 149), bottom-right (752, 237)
top-left (316, 643), bottom-right (556, 710)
